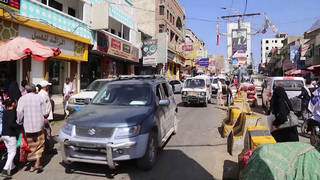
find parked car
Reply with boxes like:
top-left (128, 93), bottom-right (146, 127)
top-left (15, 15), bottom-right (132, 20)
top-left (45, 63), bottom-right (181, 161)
top-left (250, 75), bottom-right (265, 96)
top-left (181, 75), bottom-right (212, 106)
top-left (262, 77), bottom-right (305, 111)
top-left (67, 79), bottom-right (113, 114)
top-left (169, 80), bottom-right (183, 93)
top-left (59, 75), bottom-right (178, 170)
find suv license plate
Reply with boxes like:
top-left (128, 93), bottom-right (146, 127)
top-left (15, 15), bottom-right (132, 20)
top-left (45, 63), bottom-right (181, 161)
top-left (190, 92), bottom-right (197, 96)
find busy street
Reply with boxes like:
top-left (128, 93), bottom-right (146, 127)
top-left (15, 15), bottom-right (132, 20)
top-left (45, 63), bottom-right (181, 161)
top-left (1, 0), bottom-right (320, 179)
top-left (11, 95), bottom-right (235, 180)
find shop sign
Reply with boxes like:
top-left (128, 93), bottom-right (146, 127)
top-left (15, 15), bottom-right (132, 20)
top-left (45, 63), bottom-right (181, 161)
top-left (19, 25), bottom-right (86, 60)
top-left (122, 44), bottom-right (131, 54)
top-left (0, 0), bottom-right (20, 11)
top-left (111, 38), bottom-right (121, 50)
top-left (97, 32), bottom-right (139, 62)
top-left (167, 51), bottom-right (175, 61)
top-left (182, 44), bottom-right (193, 51)
top-left (143, 33), bottom-right (168, 65)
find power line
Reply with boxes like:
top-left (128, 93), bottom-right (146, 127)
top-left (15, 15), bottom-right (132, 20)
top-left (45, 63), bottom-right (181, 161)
top-left (243, 0), bottom-right (248, 15)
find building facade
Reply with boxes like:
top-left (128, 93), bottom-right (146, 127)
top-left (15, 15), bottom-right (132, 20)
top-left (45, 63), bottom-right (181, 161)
top-left (185, 29), bottom-right (206, 76)
top-left (0, 0), bottom-right (93, 94)
top-left (261, 37), bottom-right (285, 66)
top-left (134, 0), bottom-right (186, 80)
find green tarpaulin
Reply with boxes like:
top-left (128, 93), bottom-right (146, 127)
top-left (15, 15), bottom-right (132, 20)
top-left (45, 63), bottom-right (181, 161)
top-left (241, 142), bottom-right (320, 180)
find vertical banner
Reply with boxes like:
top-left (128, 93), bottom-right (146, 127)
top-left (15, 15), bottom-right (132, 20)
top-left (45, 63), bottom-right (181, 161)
top-left (232, 29), bottom-right (247, 62)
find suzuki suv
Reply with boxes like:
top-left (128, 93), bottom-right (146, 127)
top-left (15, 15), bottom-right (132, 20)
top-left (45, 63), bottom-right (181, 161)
top-left (59, 75), bottom-right (178, 170)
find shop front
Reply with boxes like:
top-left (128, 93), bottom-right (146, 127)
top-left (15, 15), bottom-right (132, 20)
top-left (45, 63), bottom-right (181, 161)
top-left (0, 15), bottom-right (90, 94)
top-left (88, 31), bottom-right (139, 85)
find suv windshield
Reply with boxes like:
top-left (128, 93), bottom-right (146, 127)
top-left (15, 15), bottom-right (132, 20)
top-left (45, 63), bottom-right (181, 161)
top-left (273, 80), bottom-right (304, 91)
top-left (92, 84), bottom-right (152, 106)
top-left (185, 79), bottom-right (205, 88)
top-left (86, 80), bottom-right (109, 91)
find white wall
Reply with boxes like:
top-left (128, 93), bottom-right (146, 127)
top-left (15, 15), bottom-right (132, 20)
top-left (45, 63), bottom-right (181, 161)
top-left (261, 38), bottom-right (284, 65)
top-left (31, 59), bottom-right (43, 85)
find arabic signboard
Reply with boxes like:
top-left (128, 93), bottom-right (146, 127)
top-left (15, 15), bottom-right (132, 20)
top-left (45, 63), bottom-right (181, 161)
top-left (96, 32), bottom-right (139, 63)
top-left (19, 25), bottom-right (87, 60)
top-left (182, 44), bottom-right (193, 51)
top-left (0, 0), bottom-right (20, 11)
top-left (143, 33), bottom-right (168, 65)
top-left (195, 58), bottom-right (209, 67)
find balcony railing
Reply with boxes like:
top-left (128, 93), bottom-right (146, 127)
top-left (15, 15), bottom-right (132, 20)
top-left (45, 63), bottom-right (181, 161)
top-left (20, 0), bottom-right (93, 42)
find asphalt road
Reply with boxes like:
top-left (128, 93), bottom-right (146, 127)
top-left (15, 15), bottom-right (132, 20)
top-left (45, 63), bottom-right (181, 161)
top-left (13, 95), bottom-right (240, 180)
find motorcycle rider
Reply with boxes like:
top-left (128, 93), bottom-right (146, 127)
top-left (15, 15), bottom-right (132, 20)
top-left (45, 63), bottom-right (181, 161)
top-left (308, 87), bottom-right (320, 148)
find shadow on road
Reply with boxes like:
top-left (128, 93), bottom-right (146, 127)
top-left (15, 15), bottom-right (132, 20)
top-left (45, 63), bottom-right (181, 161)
top-left (61, 149), bottom-right (215, 180)
top-left (222, 160), bottom-right (238, 180)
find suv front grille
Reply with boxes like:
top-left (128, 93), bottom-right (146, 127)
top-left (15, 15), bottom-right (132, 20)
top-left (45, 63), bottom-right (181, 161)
top-left (75, 98), bottom-right (85, 104)
top-left (76, 126), bottom-right (114, 138)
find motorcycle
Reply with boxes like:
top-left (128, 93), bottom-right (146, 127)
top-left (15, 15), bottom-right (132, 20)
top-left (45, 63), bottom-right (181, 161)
top-left (308, 119), bottom-right (320, 150)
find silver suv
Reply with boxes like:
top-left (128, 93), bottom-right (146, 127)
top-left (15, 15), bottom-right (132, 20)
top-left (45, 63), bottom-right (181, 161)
top-left (59, 75), bottom-right (178, 170)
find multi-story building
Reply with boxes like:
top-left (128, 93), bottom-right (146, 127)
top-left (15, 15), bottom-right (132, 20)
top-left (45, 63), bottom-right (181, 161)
top-left (0, 0), bottom-right (93, 94)
top-left (185, 29), bottom-right (206, 75)
top-left (134, 0), bottom-right (186, 80)
top-left (261, 34), bottom-right (286, 66)
top-left (227, 22), bottom-right (252, 66)
top-left (304, 19), bottom-right (320, 70)
top-left (85, 0), bottom-right (140, 88)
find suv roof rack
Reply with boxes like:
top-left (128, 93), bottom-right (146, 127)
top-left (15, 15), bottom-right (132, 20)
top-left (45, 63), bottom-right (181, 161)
top-left (117, 75), bottom-right (166, 80)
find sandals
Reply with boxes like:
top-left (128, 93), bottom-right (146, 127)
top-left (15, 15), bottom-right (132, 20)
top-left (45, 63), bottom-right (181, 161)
top-left (29, 166), bottom-right (43, 173)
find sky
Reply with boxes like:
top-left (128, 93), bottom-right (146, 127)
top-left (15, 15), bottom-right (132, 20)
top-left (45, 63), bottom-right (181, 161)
top-left (179, 0), bottom-right (320, 67)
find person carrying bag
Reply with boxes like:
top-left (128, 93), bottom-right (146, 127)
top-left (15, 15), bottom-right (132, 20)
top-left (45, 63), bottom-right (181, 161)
top-left (269, 86), bottom-right (299, 142)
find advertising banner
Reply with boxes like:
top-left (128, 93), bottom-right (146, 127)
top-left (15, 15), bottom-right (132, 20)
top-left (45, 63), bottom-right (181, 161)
top-left (300, 44), bottom-right (310, 60)
top-left (143, 33), bottom-right (168, 65)
top-left (290, 45), bottom-right (300, 62)
top-left (0, 0), bottom-right (20, 11)
top-left (232, 29), bottom-right (247, 54)
top-left (182, 44), bottom-right (193, 52)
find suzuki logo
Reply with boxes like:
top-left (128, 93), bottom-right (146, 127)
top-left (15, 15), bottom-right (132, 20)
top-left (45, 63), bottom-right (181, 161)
top-left (88, 128), bottom-right (96, 136)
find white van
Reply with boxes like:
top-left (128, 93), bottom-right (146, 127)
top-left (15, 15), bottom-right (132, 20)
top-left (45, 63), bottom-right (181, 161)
top-left (262, 77), bottom-right (305, 111)
top-left (181, 75), bottom-right (212, 106)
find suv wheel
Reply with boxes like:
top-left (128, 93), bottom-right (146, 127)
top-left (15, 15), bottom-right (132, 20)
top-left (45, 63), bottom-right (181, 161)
top-left (137, 132), bottom-right (158, 171)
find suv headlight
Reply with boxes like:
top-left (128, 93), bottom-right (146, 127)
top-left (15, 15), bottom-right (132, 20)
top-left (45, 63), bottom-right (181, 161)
top-left (61, 123), bottom-right (75, 136)
top-left (114, 125), bottom-right (140, 139)
top-left (200, 92), bottom-right (206, 96)
top-left (182, 91), bottom-right (188, 96)
top-left (68, 98), bottom-right (75, 104)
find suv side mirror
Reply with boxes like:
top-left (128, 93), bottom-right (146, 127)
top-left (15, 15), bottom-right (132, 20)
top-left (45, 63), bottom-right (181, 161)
top-left (159, 99), bottom-right (170, 106)
top-left (84, 98), bottom-right (91, 104)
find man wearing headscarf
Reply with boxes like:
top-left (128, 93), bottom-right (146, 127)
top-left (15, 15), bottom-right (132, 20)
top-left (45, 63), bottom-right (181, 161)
top-left (270, 86), bottom-right (299, 142)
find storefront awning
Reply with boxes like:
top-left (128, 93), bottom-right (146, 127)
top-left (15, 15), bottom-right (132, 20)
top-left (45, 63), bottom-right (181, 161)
top-left (0, 36), bottom-right (60, 61)
top-left (285, 69), bottom-right (309, 76)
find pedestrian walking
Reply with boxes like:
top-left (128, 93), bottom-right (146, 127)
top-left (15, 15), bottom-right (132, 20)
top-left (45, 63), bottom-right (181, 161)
top-left (1, 98), bottom-right (22, 178)
top-left (225, 80), bottom-right (233, 106)
top-left (63, 78), bottom-right (74, 116)
top-left (38, 80), bottom-right (54, 152)
top-left (17, 84), bottom-right (48, 173)
top-left (269, 86), bottom-right (299, 142)
top-left (8, 82), bottom-right (21, 102)
top-left (217, 78), bottom-right (223, 106)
